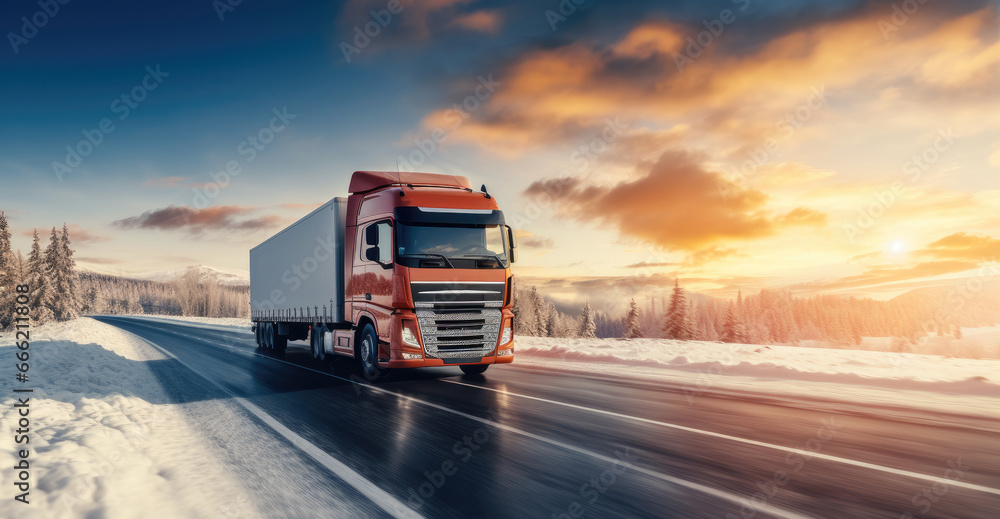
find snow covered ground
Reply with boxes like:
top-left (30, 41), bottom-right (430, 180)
top-left (99, 314), bottom-right (252, 332)
top-left (0, 319), bottom-right (261, 519)
top-left (515, 334), bottom-right (1000, 420)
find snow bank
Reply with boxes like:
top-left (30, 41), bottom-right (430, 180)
top-left (515, 336), bottom-right (1000, 419)
top-left (93, 314), bottom-right (252, 333)
top-left (0, 319), bottom-right (260, 519)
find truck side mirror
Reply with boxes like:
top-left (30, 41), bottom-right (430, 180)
top-left (506, 225), bottom-right (517, 263)
top-left (366, 224), bottom-right (379, 246)
top-left (365, 246), bottom-right (380, 263)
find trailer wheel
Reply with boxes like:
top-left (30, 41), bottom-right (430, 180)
top-left (358, 324), bottom-right (382, 380)
top-left (273, 326), bottom-right (287, 352)
top-left (460, 364), bottom-right (489, 375)
top-left (264, 323), bottom-right (273, 349)
top-left (317, 326), bottom-right (327, 362)
top-left (254, 325), bottom-right (262, 348)
top-left (311, 325), bottom-right (326, 361)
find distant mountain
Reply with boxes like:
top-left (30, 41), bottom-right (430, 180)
top-left (890, 278), bottom-right (1000, 328)
top-left (127, 265), bottom-right (250, 287)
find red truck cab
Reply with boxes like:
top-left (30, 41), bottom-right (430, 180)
top-left (344, 171), bottom-right (516, 377)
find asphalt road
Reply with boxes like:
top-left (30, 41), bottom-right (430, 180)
top-left (93, 316), bottom-right (1000, 519)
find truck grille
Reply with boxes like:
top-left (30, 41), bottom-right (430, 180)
top-left (415, 301), bottom-right (502, 358)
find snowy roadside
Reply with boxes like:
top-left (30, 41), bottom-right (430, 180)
top-left (514, 336), bottom-right (1000, 421)
top-left (89, 314), bottom-right (252, 333)
top-left (0, 319), bottom-right (261, 519)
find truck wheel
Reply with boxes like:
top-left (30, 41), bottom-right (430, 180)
top-left (310, 326), bottom-right (319, 359)
top-left (358, 324), bottom-right (382, 380)
top-left (273, 325), bottom-right (287, 352)
top-left (316, 326), bottom-right (327, 362)
top-left (264, 323), bottom-right (273, 349)
top-left (254, 325), bottom-right (262, 348)
top-left (460, 364), bottom-right (489, 375)
top-left (311, 325), bottom-right (326, 361)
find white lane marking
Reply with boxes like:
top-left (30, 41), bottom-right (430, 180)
top-left (119, 319), bottom-right (812, 519)
top-left (441, 380), bottom-right (1000, 497)
top-left (128, 330), bottom-right (425, 519)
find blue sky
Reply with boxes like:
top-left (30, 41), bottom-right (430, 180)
top-left (2, 0), bottom-right (999, 311)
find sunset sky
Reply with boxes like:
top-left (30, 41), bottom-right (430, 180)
top-left (2, 0), bottom-right (999, 312)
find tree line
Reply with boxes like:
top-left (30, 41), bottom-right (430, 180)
top-left (0, 211), bottom-right (249, 330)
top-left (0, 212), bottom-right (81, 328)
top-left (512, 276), bottom-right (999, 347)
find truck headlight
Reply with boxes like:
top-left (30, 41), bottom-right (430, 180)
top-left (401, 321), bottom-right (420, 346)
top-left (499, 322), bottom-right (512, 346)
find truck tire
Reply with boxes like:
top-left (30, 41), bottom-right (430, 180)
top-left (264, 323), bottom-right (273, 349)
top-left (358, 323), bottom-right (381, 380)
top-left (460, 364), bottom-right (489, 375)
top-left (254, 325), bottom-right (262, 348)
top-left (273, 325), bottom-right (287, 352)
top-left (311, 325), bottom-right (326, 361)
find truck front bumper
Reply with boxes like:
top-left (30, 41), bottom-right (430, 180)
top-left (387, 348), bottom-right (513, 369)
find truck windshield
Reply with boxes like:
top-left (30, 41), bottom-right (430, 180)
top-left (396, 223), bottom-right (508, 269)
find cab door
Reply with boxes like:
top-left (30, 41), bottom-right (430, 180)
top-left (359, 219), bottom-right (394, 309)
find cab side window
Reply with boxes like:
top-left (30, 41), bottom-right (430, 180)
top-left (362, 220), bottom-right (393, 266)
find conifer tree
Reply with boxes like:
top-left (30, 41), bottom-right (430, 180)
top-left (545, 302), bottom-right (558, 337)
top-left (663, 279), bottom-right (693, 340)
top-left (0, 211), bottom-right (14, 329)
top-left (59, 224), bottom-right (81, 317)
top-left (44, 226), bottom-right (80, 321)
top-left (532, 287), bottom-right (547, 336)
top-left (578, 301), bottom-right (597, 338)
top-left (624, 298), bottom-right (643, 338)
top-left (27, 230), bottom-right (54, 324)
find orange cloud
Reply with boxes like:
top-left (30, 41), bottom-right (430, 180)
top-left (451, 9), bottom-right (503, 33)
top-left (523, 150), bottom-right (826, 255)
top-left (919, 232), bottom-right (1000, 261)
top-left (514, 229), bottom-right (554, 249)
top-left (418, 5), bottom-right (1000, 155)
top-left (114, 206), bottom-right (282, 233)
